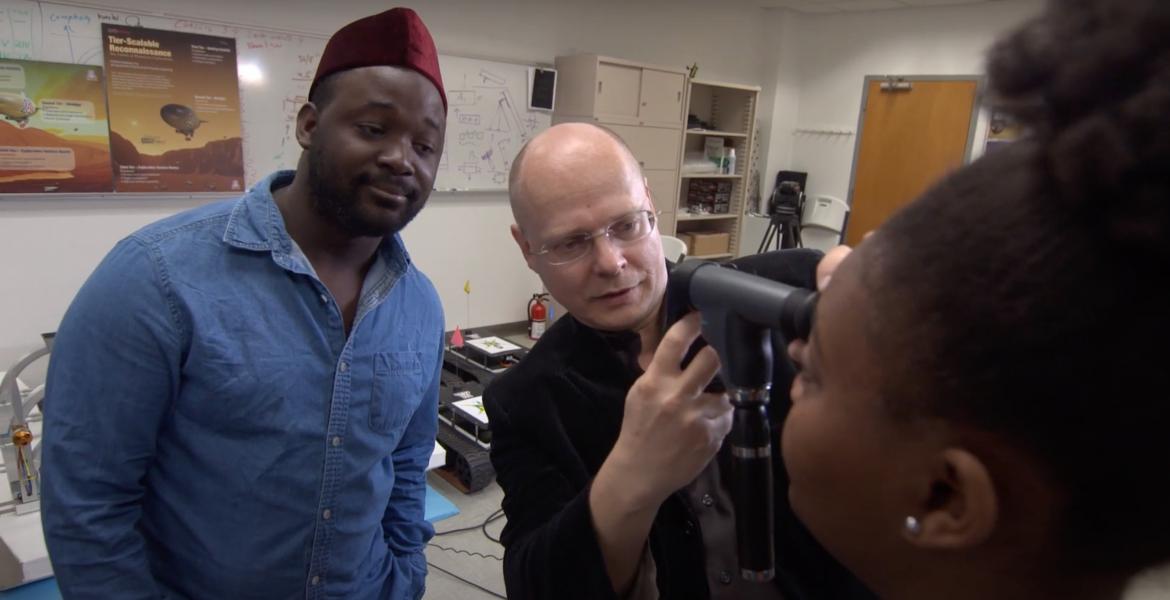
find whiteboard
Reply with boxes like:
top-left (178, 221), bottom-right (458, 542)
top-left (0, 0), bottom-right (549, 192)
top-left (436, 55), bottom-right (549, 191)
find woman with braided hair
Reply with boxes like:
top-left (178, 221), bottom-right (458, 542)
top-left (780, 0), bottom-right (1170, 598)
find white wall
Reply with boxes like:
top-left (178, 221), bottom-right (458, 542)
top-left (0, 0), bottom-right (1055, 379)
top-left (740, 8), bottom-right (803, 256)
top-left (761, 1), bottom-right (1043, 216)
top-left (0, 0), bottom-right (772, 379)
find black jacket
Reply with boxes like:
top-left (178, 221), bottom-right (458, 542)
top-left (484, 249), bottom-right (876, 600)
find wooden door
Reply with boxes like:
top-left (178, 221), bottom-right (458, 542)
top-left (639, 68), bottom-right (685, 127)
top-left (846, 78), bottom-right (978, 245)
top-left (596, 62), bottom-right (641, 122)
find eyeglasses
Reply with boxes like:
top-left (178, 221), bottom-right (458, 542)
top-left (532, 210), bottom-right (659, 266)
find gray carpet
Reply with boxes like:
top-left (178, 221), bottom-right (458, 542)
top-left (419, 460), bottom-right (1170, 600)
top-left (424, 473), bottom-right (508, 599)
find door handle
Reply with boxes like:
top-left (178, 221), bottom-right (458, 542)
top-left (598, 81), bottom-right (603, 94)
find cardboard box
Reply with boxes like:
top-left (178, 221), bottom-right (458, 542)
top-left (690, 231), bottom-right (730, 256)
top-left (675, 232), bottom-right (695, 255)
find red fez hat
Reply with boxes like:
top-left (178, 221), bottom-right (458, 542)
top-left (311, 8), bottom-right (447, 111)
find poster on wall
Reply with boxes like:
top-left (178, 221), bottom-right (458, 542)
top-left (102, 24), bottom-right (244, 193)
top-left (0, 58), bottom-right (113, 193)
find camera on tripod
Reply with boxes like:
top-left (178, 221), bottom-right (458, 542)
top-left (769, 180), bottom-right (804, 217)
top-left (758, 170), bottom-right (807, 253)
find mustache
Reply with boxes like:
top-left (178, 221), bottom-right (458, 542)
top-left (358, 173), bottom-right (420, 200)
top-left (591, 281), bottom-right (641, 298)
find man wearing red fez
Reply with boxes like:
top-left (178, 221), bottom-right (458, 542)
top-left (42, 9), bottom-right (447, 600)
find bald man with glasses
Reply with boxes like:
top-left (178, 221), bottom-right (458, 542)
top-left (483, 123), bottom-right (874, 600)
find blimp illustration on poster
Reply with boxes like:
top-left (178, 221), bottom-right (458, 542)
top-left (103, 23), bottom-right (245, 193)
top-left (0, 58), bottom-right (114, 193)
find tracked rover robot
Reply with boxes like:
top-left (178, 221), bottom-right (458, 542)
top-left (437, 335), bottom-right (526, 493)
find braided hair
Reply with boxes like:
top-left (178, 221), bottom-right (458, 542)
top-left (863, 0), bottom-right (1170, 572)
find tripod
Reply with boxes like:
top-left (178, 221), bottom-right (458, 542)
top-left (757, 180), bottom-right (805, 253)
top-left (757, 208), bottom-right (802, 253)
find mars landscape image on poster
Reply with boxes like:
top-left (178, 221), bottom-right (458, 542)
top-left (0, 59), bottom-right (114, 193)
top-left (103, 24), bottom-right (245, 193)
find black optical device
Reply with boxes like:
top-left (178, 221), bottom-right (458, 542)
top-left (666, 260), bottom-right (817, 583)
top-left (664, 272), bottom-right (726, 394)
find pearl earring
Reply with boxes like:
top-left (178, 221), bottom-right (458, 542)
top-left (904, 516), bottom-right (922, 536)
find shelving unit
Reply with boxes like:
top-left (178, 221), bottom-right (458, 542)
top-left (685, 129), bottom-right (748, 138)
top-left (677, 213), bottom-right (738, 222)
top-left (551, 61), bottom-right (760, 256)
top-left (675, 79), bottom-right (760, 259)
top-left (553, 54), bottom-right (687, 235)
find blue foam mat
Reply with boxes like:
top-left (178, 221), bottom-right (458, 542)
top-left (425, 482), bottom-right (460, 523)
top-left (0, 579), bottom-right (58, 600)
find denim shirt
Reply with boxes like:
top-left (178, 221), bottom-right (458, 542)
top-left (41, 171), bottom-right (443, 600)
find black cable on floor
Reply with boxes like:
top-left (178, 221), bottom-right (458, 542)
top-left (435, 508), bottom-right (506, 539)
top-left (427, 560), bottom-right (507, 599)
top-left (428, 541), bottom-right (501, 561)
top-left (434, 522), bottom-right (485, 536)
top-left (428, 509), bottom-right (506, 564)
top-left (481, 508), bottom-right (505, 544)
top-left (428, 504), bottom-right (509, 596)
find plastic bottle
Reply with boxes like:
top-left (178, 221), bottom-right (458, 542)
top-left (725, 148), bottom-right (736, 175)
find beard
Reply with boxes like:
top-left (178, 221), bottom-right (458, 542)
top-left (306, 142), bottom-right (426, 238)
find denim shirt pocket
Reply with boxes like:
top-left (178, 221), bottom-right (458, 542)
top-left (370, 350), bottom-right (425, 433)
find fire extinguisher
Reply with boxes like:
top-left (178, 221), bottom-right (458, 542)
top-left (528, 293), bottom-right (550, 340)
